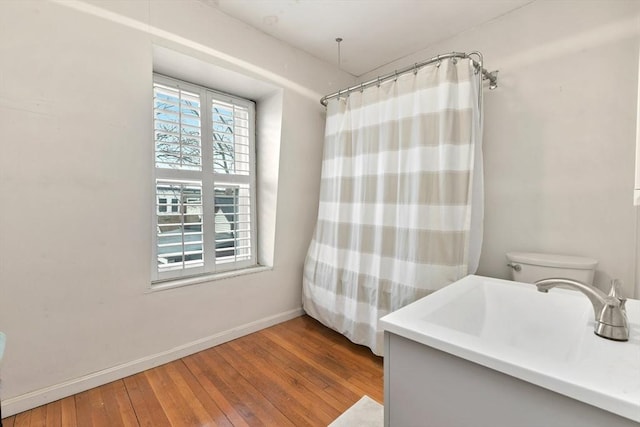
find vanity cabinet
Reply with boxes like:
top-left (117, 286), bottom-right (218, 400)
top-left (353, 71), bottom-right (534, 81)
top-left (384, 332), bottom-right (639, 427)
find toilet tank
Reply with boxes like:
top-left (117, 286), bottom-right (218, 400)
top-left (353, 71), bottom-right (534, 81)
top-left (505, 252), bottom-right (598, 285)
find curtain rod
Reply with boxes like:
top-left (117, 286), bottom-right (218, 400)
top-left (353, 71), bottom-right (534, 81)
top-left (320, 51), bottom-right (498, 106)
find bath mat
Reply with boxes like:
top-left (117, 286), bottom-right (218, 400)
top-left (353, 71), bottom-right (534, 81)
top-left (328, 395), bottom-right (383, 427)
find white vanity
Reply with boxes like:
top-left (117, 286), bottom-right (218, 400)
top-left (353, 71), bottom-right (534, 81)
top-left (379, 275), bottom-right (640, 427)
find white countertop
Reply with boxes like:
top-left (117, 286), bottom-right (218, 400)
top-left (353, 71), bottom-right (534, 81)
top-left (379, 275), bottom-right (640, 423)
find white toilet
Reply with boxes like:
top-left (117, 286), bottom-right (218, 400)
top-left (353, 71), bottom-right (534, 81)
top-left (505, 251), bottom-right (598, 285)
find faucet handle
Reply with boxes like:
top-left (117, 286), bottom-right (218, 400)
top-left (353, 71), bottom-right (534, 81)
top-left (608, 279), bottom-right (623, 297)
top-left (608, 279), bottom-right (627, 306)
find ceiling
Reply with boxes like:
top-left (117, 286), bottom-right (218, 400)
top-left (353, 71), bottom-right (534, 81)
top-left (206, 0), bottom-right (533, 76)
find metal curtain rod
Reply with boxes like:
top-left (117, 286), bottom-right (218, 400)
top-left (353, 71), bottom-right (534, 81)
top-left (320, 51), bottom-right (498, 106)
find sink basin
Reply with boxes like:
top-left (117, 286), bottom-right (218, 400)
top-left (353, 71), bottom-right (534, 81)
top-left (422, 277), bottom-right (590, 362)
top-left (379, 275), bottom-right (640, 423)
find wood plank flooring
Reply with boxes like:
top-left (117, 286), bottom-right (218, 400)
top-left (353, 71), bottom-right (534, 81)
top-left (2, 315), bottom-right (383, 426)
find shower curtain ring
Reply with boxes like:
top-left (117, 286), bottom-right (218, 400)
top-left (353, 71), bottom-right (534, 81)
top-left (360, 83), bottom-right (365, 93)
top-left (376, 77), bottom-right (381, 87)
top-left (394, 70), bottom-right (398, 82)
top-left (413, 63), bottom-right (418, 75)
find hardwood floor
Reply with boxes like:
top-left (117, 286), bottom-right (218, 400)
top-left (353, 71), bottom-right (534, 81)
top-left (2, 315), bottom-right (383, 426)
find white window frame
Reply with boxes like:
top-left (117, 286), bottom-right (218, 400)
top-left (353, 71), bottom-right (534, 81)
top-left (152, 74), bottom-right (258, 283)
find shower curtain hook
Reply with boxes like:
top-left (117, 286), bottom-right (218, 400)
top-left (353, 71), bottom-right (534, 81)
top-left (360, 83), bottom-right (365, 93)
top-left (413, 63), bottom-right (418, 75)
top-left (394, 70), bottom-right (399, 82)
top-left (377, 77), bottom-right (381, 87)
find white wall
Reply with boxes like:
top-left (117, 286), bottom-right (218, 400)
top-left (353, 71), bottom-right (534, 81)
top-left (0, 0), bottom-right (354, 415)
top-left (361, 0), bottom-right (640, 297)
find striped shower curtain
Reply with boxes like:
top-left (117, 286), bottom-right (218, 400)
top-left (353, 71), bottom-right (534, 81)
top-left (303, 57), bottom-right (484, 355)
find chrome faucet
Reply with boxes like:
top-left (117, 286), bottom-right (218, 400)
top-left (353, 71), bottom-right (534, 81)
top-left (534, 278), bottom-right (629, 342)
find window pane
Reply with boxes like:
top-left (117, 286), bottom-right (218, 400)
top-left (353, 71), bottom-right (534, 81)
top-left (157, 182), bottom-right (204, 271)
top-left (212, 103), bottom-right (251, 175)
top-left (158, 198), bottom-right (167, 213)
top-left (214, 185), bottom-right (252, 265)
top-left (154, 83), bottom-right (202, 171)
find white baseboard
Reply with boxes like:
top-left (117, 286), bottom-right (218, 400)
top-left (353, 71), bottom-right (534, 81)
top-left (1, 307), bottom-right (304, 417)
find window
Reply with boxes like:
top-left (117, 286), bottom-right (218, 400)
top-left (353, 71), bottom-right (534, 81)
top-left (152, 74), bottom-right (257, 282)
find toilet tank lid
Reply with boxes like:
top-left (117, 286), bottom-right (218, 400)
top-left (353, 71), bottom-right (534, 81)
top-left (506, 252), bottom-right (598, 269)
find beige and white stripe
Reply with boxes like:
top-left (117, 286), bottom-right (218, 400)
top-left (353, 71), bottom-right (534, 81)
top-left (303, 58), bottom-right (483, 355)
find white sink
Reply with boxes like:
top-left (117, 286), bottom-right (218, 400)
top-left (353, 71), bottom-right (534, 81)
top-left (422, 277), bottom-right (591, 362)
top-left (379, 275), bottom-right (640, 423)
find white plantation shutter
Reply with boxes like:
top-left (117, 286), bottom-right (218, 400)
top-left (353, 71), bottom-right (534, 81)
top-left (212, 100), bottom-right (251, 175)
top-left (211, 97), bottom-right (254, 266)
top-left (154, 83), bottom-right (202, 171)
top-left (153, 74), bottom-right (257, 282)
top-left (214, 184), bottom-right (253, 264)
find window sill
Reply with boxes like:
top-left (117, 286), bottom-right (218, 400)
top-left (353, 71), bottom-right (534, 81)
top-left (148, 265), bottom-right (272, 292)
